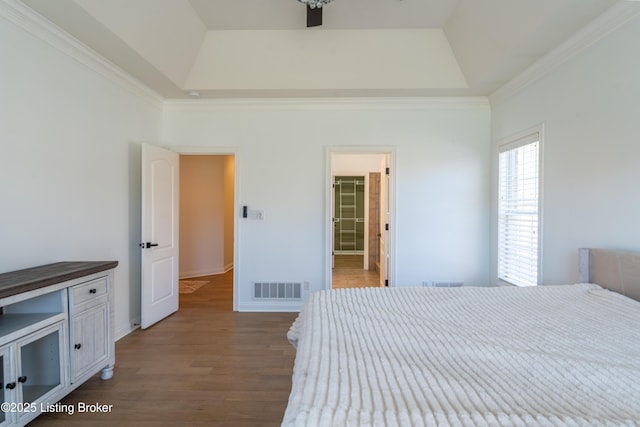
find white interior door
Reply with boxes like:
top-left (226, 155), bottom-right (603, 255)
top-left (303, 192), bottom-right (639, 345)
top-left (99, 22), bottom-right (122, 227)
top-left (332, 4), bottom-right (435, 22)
top-left (331, 176), bottom-right (335, 269)
top-left (141, 143), bottom-right (179, 329)
top-left (380, 155), bottom-right (391, 287)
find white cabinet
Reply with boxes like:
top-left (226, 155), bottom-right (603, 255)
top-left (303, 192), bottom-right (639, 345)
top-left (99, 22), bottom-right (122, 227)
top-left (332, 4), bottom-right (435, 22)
top-left (0, 289), bottom-right (67, 426)
top-left (0, 346), bottom-right (12, 427)
top-left (69, 277), bottom-right (111, 383)
top-left (0, 262), bottom-right (117, 427)
top-left (1, 322), bottom-right (66, 426)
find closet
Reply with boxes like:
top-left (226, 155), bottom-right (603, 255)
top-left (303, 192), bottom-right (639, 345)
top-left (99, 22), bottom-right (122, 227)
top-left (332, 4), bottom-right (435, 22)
top-left (333, 176), bottom-right (365, 254)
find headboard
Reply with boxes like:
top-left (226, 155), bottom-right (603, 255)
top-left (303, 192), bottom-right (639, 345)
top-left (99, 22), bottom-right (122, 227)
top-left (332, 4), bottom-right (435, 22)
top-left (579, 248), bottom-right (640, 302)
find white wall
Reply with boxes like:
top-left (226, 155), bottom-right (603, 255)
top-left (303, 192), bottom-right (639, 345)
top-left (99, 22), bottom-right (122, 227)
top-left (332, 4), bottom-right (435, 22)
top-left (332, 153), bottom-right (385, 175)
top-left (164, 99), bottom-right (492, 310)
top-left (0, 10), bottom-right (162, 338)
top-left (490, 14), bottom-right (640, 285)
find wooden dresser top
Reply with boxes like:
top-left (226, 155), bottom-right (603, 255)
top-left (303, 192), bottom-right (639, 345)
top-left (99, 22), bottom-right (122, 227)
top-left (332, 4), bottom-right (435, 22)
top-left (0, 261), bottom-right (118, 299)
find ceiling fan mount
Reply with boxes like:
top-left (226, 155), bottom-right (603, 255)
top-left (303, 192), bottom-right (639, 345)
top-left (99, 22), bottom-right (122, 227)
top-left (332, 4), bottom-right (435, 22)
top-left (307, 6), bottom-right (323, 28)
top-left (297, 0), bottom-right (334, 27)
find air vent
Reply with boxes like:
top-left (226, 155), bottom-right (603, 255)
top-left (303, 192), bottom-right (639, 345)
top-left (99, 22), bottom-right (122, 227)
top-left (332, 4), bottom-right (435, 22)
top-left (422, 281), bottom-right (464, 288)
top-left (254, 282), bottom-right (302, 300)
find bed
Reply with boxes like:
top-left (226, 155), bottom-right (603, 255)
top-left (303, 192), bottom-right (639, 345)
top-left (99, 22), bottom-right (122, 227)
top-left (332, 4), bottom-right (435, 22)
top-left (283, 249), bottom-right (640, 426)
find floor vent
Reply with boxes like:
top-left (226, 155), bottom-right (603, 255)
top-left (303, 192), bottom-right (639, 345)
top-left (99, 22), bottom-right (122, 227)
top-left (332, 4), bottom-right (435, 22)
top-left (254, 282), bottom-right (302, 300)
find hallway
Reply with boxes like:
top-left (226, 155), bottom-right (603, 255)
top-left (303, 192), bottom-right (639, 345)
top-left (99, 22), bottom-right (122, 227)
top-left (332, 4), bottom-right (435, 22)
top-left (332, 255), bottom-right (381, 288)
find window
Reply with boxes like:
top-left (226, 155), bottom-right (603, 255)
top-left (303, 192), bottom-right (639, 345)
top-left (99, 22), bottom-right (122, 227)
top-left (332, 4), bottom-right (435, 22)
top-left (498, 132), bottom-right (541, 287)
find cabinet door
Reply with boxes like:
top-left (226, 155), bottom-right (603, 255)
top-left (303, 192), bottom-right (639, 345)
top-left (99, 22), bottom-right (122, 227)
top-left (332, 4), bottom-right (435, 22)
top-left (0, 345), bottom-right (14, 427)
top-left (70, 304), bottom-right (108, 382)
top-left (16, 322), bottom-right (65, 424)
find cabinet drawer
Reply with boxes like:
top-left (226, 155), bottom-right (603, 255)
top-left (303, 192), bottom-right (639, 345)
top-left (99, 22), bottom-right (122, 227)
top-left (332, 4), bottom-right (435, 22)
top-left (70, 277), bottom-right (108, 308)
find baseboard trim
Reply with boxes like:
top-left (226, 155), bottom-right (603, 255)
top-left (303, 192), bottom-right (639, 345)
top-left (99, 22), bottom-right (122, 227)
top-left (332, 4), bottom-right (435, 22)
top-left (179, 267), bottom-right (225, 279)
top-left (115, 318), bottom-right (140, 341)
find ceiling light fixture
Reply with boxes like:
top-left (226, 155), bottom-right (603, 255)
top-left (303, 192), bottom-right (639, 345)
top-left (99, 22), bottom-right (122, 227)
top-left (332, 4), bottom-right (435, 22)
top-left (297, 0), bottom-right (333, 9)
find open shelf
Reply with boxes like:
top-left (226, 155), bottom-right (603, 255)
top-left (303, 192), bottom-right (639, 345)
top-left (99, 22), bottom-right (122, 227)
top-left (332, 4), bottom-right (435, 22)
top-left (0, 313), bottom-right (63, 345)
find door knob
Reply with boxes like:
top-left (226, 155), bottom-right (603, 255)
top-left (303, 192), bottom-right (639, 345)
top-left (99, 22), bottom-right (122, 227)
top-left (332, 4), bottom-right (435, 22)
top-left (141, 242), bottom-right (159, 249)
top-left (5, 382), bottom-right (15, 390)
top-left (18, 376), bottom-right (27, 384)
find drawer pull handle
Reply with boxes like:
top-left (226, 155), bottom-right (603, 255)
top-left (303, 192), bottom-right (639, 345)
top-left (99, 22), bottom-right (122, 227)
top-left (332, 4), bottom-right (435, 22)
top-left (89, 288), bottom-right (97, 294)
top-left (75, 343), bottom-right (82, 350)
top-left (5, 382), bottom-right (16, 390)
top-left (18, 376), bottom-right (27, 384)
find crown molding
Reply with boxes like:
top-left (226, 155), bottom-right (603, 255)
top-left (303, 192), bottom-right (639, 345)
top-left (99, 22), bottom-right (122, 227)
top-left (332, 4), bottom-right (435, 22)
top-left (163, 96), bottom-right (490, 112)
top-left (0, 0), bottom-right (164, 109)
top-left (490, 1), bottom-right (640, 105)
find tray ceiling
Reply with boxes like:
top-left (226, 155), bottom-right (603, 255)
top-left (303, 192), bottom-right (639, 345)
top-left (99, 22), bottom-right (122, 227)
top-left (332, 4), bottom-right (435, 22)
top-left (22, 0), bottom-right (619, 98)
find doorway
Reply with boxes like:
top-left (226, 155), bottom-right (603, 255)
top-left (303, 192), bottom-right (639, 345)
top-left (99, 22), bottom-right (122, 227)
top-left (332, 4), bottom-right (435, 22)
top-left (178, 154), bottom-right (235, 304)
top-left (141, 144), bottom-right (240, 329)
top-left (329, 150), bottom-right (393, 289)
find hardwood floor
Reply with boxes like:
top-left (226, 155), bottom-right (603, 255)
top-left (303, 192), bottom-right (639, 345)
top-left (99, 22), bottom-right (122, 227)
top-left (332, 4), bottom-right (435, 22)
top-left (29, 270), bottom-right (298, 426)
top-left (332, 255), bottom-right (381, 288)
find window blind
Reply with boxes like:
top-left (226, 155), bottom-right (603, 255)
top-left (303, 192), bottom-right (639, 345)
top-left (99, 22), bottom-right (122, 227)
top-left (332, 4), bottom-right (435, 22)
top-left (498, 133), bottom-right (540, 287)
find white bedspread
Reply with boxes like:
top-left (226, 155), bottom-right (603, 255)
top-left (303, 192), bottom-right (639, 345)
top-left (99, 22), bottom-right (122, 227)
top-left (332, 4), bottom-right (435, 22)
top-left (283, 284), bottom-right (640, 426)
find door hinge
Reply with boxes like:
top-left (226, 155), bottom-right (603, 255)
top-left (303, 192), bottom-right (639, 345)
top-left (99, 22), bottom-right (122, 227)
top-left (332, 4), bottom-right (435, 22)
top-left (385, 167), bottom-right (390, 175)
top-left (385, 279), bottom-right (389, 287)
top-left (385, 223), bottom-right (389, 231)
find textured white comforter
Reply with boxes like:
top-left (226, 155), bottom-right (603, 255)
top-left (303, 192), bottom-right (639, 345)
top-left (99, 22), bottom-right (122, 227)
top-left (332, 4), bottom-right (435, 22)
top-left (283, 284), bottom-right (640, 426)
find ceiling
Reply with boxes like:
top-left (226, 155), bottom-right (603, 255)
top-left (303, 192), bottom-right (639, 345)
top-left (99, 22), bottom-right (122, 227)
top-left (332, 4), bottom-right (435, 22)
top-left (187, 0), bottom-right (459, 30)
top-left (22, 0), bottom-right (619, 99)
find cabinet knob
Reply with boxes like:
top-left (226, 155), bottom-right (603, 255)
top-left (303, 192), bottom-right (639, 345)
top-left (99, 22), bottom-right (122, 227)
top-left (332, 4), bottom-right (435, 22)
top-left (74, 343), bottom-right (82, 350)
top-left (18, 376), bottom-right (27, 384)
top-left (5, 382), bottom-right (16, 390)
top-left (89, 288), bottom-right (97, 294)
